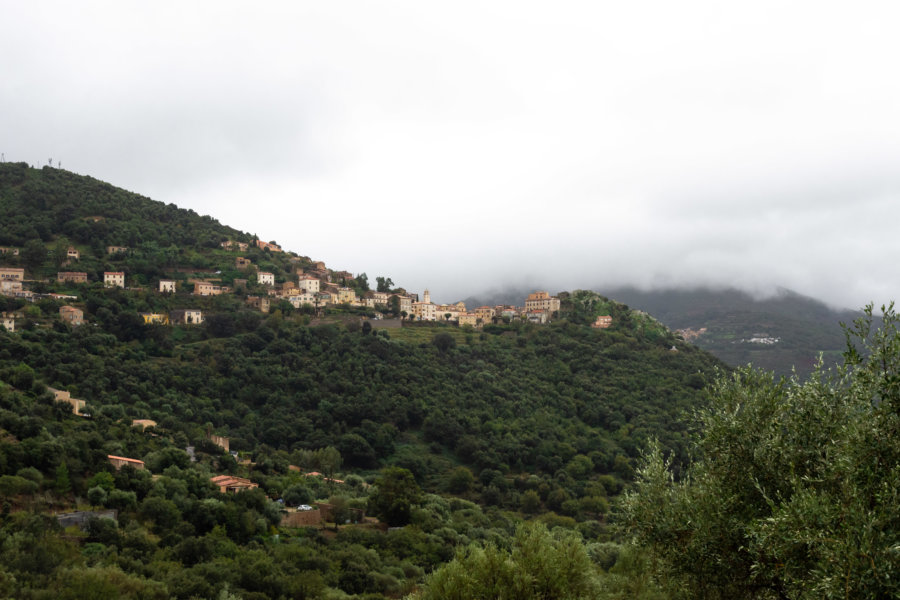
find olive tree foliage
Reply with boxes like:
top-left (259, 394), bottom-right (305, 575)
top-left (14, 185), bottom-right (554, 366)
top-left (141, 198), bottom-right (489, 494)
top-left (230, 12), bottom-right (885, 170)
top-left (410, 521), bottom-right (597, 600)
top-left (621, 303), bottom-right (900, 600)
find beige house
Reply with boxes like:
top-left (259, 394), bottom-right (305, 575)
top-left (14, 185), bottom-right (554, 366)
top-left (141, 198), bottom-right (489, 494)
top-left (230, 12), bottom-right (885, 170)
top-left (458, 313), bottom-right (478, 327)
top-left (298, 275), bottom-right (320, 294)
top-left (159, 279), bottom-right (176, 293)
top-left (49, 388), bottom-right (86, 415)
top-left (337, 287), bottom-right (357, 304)
top-left (0, 268), bottom-right (24, 282)
top-left (193, 281), bottom-right (225, 296)
top-left (412, 301), bottom-right (437, 321)
top-left (107, 245), bottom-right (129, 254)
top-left (59, 305), bottom-right (84, 326)
top-left (0, 280), bottom-right (22, 295)
top-left (475, 306), bottom-right (496, 324)
top-left (1, 312), bottom-right (15, 332)
top-left (592, 315), bottom-right (613, 329)
top-left (209, 434), bottom-right (230, 452)
top-left (246, 296), bottom-right (271, 313)
top-left (104, 271), bottom-right (125, 288)
top-left (256, 240), bottom-right (282, 252)
top-left (108, 455), bottom-right (145, 470)
top-left (526, 310), bottom-right (549, 324)
top-left (257, 271), bottom-right (275, 286)
top-left (57, 272), bottom-right (88, 284)
top-left (66, 247), bottom-right (80, 260)
top-left (287, 291), bottom-right (316, 309)
top-left (221, 240), bottom-right (249, 251)
top-left (210, 474), bottom-right (258, 494)
top-left (525, 291), bottom-right (560, 314)
top-left (170, 309), bottom-right (204, 325)
top-left (235, 257), bottom-right (252, 270)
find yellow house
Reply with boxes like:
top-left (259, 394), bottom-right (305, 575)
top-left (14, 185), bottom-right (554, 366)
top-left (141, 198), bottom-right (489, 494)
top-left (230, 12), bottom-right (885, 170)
top-left (337, 287), bottom-right (357, 304)
top-left (140, 313), bottom-right (170, 325)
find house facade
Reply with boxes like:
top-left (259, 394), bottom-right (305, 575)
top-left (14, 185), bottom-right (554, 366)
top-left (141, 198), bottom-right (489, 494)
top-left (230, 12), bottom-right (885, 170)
top-left (592, 315), bottom-right (613, 329)
top-left (257, 272), bottom-right (275, 286)
top-left (193, 281), bottom-right (225, 296)
top-left (525, 291), bottom-right (560, 314)
top-left (57, 272), bottom-right (88, 284)
top-left (0, 268), bottom-right (24, 282)
top-left (170, 309), bottom-right (204, 325)
top-left (104, 272), bottom-right (125, 288)
top-left (59, 305), bottom-right (84, 326)
top-left (159, 279), bottom-right (176, 293)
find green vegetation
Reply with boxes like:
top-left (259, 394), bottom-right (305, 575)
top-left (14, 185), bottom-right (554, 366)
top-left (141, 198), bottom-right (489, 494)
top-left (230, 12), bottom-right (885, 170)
top-left (621, 303), bottom-right (900, 599)
top-left (2, 163), bottom-right (892, 598)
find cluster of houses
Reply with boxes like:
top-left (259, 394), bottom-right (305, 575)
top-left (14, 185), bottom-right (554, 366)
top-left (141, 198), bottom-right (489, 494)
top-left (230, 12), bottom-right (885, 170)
top-left (0, 239), bottom-right (615, 331)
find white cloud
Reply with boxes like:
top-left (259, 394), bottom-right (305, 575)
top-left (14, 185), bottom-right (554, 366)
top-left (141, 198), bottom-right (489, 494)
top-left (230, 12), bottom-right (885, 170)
top-left (2, 1), bottom-right (900, 309)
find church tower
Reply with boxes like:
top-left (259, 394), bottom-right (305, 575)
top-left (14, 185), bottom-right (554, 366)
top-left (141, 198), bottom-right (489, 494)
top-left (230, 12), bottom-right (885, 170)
top-left (423, 289), bottom-right (431, 304)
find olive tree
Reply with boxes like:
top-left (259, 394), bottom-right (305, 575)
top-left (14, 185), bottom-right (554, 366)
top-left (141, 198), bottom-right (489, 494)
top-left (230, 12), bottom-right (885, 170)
top-left (621, 303), bottom-right (900, 599)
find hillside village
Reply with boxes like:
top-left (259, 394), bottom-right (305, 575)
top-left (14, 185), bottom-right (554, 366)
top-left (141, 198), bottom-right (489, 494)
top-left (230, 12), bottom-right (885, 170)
top-left (0, 239), bottom-right (613, 334)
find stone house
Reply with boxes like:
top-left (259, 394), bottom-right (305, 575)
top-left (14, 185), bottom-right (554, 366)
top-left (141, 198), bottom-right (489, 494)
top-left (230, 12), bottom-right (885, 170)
top-left (103, 272), bottom-right (125, 288)
top-left (193, 281), bottom-right (225, 296)
top-left (526, 310), bottom-right (549, 324)
top-left (1, 312), bottom-right (15, 332)
top-left (66, 247), bottom-right (80, 260)
top-left (458, 313), bottom-right (478, 327)
top-left (246, 296), bottom-right (271, 313)
top-left (57, 272), bottom-right (88, 284)
top-left (108, 455), bottom-right (145, 470)
top-left (0, 268), bottom-right (25, 282)
top-left (59, 305), bottom-right (84, 326)
top-left (475, 306), bottom-right (495, 324)
top-left (235, 257), bottom-right (252, 270)
top-left (107, 245), bottom-right (129, 254)
top-left (525, 291), bottom-right (560, 314)
top-left (208, 434), bottom-right (229, 452)
top-left (255, 240), bottom-right (282, 252)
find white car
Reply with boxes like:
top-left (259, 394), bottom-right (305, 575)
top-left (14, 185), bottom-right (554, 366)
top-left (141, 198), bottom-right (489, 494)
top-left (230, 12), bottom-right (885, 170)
top-left (297, 504), bottom-right (314, 511)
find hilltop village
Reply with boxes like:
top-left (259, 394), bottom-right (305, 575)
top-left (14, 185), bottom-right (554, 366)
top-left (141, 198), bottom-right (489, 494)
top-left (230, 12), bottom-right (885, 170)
top-left (0, 238), bottom-right (613, 333)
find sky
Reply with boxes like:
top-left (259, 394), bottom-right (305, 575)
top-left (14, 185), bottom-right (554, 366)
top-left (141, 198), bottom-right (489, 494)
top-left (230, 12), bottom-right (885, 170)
top-left (3, 1), bottom-right (900, 309)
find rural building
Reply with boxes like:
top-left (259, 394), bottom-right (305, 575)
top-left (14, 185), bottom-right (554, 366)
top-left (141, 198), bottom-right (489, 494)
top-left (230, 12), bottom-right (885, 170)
top-left (525, 291), bottom-right (561, 314)
top-left (337, 287), bottom-right (357, 304)
top-left (48, 388), bottom-right (86, 415)
top-left (140, 313), bottom-right (169, 325)
top-left (106, 245), bottom-right (129, 254)
top-left (526, 310), bottom-right (549, 324)
top-left (412, 301), bottom-right (437, 321)
top-left (246, 296), bottom-right (271, 313)
top-left (1, 312), bottom-right (15, 332)
top-left (475, 306), bottom-right (496, 324)
top-left (104, 272), bottom-right (125, 288)
top-left (298, 275), bottom-right (320, 294)
top-left (57, 272), bottom-right (88, 284)
top-left (235, 257), bottom-right (252, 269)
top-left (108, 455), bottom-right (145, 470)
top-left (256, 240), bottom-right (282, 252)
top-left (208, 434), bottom-right (229, 452)
top-left (193, 281), bottom-right (225, 296)
top-left (592, 315), bottom-right (613, 329)
top-left (132, 419), bottom-right (157, 430)
top-left (221, 240), bottom-right (249, 251)
top-left (170, 309), bottom-right (204, 325)
top-left (59, 305), bottom-right (84, 326)
top-left (210, 475), bottom-right (258, 494)
top-left (0, 268), bottom-right (24, 282)
top-left (257, 272), bottom-right (275, 286)
top-left (66, 247), bottom-right (80, 260)
top-left (159, 279), bottom-right (176, 293)
top-left (458, 313), bottom-right (478, 327)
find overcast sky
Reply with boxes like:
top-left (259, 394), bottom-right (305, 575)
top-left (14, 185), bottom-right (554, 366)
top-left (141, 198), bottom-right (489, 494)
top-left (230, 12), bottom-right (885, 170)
top-left (3, 2), bottom-right (900, 308)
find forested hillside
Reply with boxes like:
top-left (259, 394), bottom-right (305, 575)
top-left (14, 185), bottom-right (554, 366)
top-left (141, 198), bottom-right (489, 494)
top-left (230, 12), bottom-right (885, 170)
top-left (0, 163), bottom-right (730, 598)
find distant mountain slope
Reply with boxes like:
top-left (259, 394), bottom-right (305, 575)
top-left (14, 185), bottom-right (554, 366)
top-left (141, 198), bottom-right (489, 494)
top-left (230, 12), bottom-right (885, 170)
top-left (467, 285), bottom-right (860, 377)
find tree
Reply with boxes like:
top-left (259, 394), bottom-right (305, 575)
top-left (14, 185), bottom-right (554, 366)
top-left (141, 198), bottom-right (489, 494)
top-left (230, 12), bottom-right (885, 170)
top-left (21, 239), bottom-right (47, 275)
top-left (376, 276), bottom-right (394, 293)
top-left (622, 303), bottom-right (900, 600)
top-left (368, 467), bottom-right (421, 526)
top-left (54, 462), bottom-right (71, 496)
